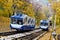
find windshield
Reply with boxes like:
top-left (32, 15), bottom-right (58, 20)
top-left (11, 18), bottom-right (17, 24)
top-left (11, 18), bottom-right (23, 25)
top-left (40, 22), bottom-right (48, 26)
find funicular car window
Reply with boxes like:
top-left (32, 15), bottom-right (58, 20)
top-left (24, 17), bottom-right (27, 24)
top-left (31, 20), bottom-right (33, 24)
top-left (11, 18), bottom-right (17, 24)
top-left (40, 22), bottom-right (48, 26)
top-left (28, 18), bottom-right (31, 23)
top-left (33, 20), bottom-right (35, 24)
top-left (17, 20), bottom-right (23, 25)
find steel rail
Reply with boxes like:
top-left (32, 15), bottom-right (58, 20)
top-left (0, 28), bottom-right (47, 40)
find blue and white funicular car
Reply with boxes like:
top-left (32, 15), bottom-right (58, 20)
top-left (40, 20), bottom-right (50, 30)
top-left (10, 13), bottom-right (35, 31)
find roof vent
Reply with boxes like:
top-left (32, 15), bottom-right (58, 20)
top-left (16, 13), bottom-right (19, 16)
top-left (20, 13), bottom-right (22, 16)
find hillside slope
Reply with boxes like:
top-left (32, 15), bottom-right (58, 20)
top-left (0, 16), bottom-right (11, 32)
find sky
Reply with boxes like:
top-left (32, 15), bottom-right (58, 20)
top-left (30, 0), bottom-right (49, 7)
top-left (41, 0), bottom-right (49, 5)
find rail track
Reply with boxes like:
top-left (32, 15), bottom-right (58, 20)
top-left (0, 28), bottom-right (39, 36)
top-left (0, 28), bottom-right (47, 40)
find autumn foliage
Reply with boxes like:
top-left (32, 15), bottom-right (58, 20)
top-left (0, 0), bottom-right (46, 26)
top-left (49, 0), bottom-right (60, 25)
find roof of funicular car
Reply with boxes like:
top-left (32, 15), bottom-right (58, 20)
top-left (11, 13), bottom-right (27, 19)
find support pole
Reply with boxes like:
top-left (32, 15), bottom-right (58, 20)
top-left (52, 14), bottom-right (56, 40)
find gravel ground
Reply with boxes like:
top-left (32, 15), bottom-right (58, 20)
top-left (39, 26), bottom-right (60, 40)
top-left (39, 31), bottom-right (52, 40)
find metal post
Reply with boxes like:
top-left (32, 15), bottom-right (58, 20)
top-left (52, 12), bottom-right (56, 40)
top-left (54, 14), bottom-right (56, 31)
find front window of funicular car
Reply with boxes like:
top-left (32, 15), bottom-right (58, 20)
top-left (11, 18), bottom-right (17, 24)
top-left (44, 23), bottom-right (48, 26)
top-left (11, 18), bottom-right (23, 25)
top-left (40, 22), bottom-right (48, 26)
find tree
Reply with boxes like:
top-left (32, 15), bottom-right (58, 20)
top-left (0, 0), bottom-right (35, 18)
top-left (49, 0), bottom-right (60, 25)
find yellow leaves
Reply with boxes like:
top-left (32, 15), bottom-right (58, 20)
top-left (56, 2), bottom-right (60, 13)
top-left (49, 0), bottom-right (60, 25)
top-left (16, 1), bottom-right (24, 8)
top-left (56, 8), bottom-right (60, 13)
top-left (0, 16), bottom-right (10, 27)
top-left (29, 4), bottom-right (32, 6)
top-left (18, 1), bottom-right (24, 5)
top-left (24, 5), bottom-right (35, 18)
top-left (0, 0), bottom-right (35, 18)
top-left (16, 3), bottom-right (20, 7)
top-left (48, 0), bottom-right (52, 3)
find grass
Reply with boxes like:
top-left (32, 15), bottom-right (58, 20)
top-left (0, 16), bottom-right (11, 32)
top-left (56, 26), bottom-right (60, 35)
